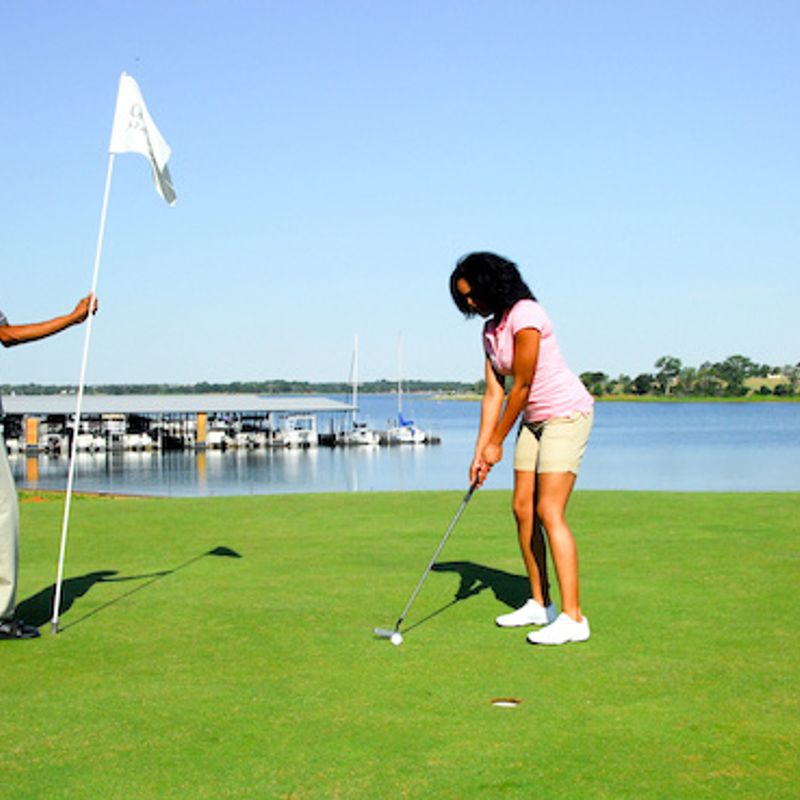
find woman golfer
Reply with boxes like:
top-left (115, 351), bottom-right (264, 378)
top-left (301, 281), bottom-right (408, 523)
top-left (450, 252), bottom-right (594, 645)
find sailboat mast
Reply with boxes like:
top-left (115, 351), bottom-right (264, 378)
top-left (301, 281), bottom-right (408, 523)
top-left (397, 334), bottom-right (403, 416)
top-left (352, 335), bottom-right (359, 425)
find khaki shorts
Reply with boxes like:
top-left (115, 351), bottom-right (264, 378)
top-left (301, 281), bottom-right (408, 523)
top-left (513, 410), bottom-right (594, 475)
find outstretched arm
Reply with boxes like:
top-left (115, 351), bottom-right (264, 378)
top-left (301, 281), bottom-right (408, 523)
top-left (0, 294), bottom-right (98, 348)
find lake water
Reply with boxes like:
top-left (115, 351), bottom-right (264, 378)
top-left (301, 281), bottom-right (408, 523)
top-left (10, 396), bottom-right (800, 496)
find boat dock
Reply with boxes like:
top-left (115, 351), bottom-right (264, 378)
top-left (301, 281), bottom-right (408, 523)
top-left (0, 394), bottom-right (439, 454)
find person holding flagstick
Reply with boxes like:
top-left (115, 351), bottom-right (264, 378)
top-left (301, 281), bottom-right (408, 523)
top-left (0, 295), bottom-right (98, 639)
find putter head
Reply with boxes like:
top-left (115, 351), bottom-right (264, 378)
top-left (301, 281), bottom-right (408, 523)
top-left (373, 628), bottom-right (403, 645)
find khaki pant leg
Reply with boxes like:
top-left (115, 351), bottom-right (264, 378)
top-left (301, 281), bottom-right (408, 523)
top-left (0, 436), bottom-right (20, 620)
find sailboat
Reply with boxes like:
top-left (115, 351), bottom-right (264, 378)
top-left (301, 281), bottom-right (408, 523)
top-left (338, 335), bottom-right (380, 446)
top-left (387, 337), bottom-right (427, 444)
top-left (387, 410), bottom-right (426, 444)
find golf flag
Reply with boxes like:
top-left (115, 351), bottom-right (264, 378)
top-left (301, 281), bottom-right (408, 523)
top-left (51, 72), bottom-right (177, 635)
top-left (109, 72), bottom-right (176, 205)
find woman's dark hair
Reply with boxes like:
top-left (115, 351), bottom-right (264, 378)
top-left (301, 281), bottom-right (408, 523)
top-left (449, 252), bottom-right (536, 319)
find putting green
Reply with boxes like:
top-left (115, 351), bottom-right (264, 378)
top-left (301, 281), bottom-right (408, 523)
top-left (5, 489), bottom-right (798, 798)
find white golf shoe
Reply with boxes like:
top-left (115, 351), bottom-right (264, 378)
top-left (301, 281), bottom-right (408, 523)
top-left (495, 599), bottom-right (557, 628)
top-left (526, 613), bottom-right (590, 645)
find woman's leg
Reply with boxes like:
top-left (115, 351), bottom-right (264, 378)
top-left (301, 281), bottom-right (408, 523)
top-left (512, 469), bottom-right (550, 606)
top-left (535, 471), bottom-right (581, 621)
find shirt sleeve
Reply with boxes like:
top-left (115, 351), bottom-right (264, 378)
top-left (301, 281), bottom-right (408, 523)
top-left (508, 300), bottom-right (546, 336)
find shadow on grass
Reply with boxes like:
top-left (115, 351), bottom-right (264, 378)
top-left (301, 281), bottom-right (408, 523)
top-left (402, 561), bottom-right (528, 633)
top-left (18, 546), bottom-right (242, 632)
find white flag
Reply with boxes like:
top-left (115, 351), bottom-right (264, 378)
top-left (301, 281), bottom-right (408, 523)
top-left (109, 72), bottom-right (176, 205)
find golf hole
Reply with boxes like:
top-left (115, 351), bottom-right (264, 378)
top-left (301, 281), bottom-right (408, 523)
top-left (490, 697), bottom-right (522, 708)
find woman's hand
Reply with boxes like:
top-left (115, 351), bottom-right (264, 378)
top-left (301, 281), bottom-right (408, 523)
top-left (481, 441), bottom-right (503, 469)
top-left (469, 456), bottom-right (484, 487)
top-left (470, 441), bottom-right (503, 487)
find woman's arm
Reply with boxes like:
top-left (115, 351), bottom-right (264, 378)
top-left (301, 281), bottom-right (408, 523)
top-left (0, 294), bottom-right (97, 348)
top-left (477, 327), bottom-right (540, 479)
top-left (470, 357), bottom-right (506, 485)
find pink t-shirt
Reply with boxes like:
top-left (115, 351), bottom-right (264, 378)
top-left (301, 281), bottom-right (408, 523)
top-left (483, 299), bottom-right (594, 422)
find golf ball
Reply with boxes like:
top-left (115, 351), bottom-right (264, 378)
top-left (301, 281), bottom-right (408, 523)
top-left (390, 632), bottom-right (403, 646)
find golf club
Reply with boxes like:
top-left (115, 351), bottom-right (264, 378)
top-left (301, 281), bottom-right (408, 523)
top-left (374, 479), bottom-right (479, 645)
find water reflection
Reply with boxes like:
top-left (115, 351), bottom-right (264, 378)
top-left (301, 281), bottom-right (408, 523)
top-left (9, 398), bottom-right (800, 495)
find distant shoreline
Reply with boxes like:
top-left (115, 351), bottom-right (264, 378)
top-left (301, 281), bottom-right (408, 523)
top-left (433, 393), bottom-right (800, 403)
top-left (596, 394), bottom-right (800, 403)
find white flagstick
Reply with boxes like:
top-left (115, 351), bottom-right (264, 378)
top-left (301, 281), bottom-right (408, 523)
top-left (50, 153), bottom-right (116, 634)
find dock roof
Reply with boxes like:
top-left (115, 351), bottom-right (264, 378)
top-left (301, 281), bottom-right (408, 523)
top-left (2, 394), bottom-right (355, 416)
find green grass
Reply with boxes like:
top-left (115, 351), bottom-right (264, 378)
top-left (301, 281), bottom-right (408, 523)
top-left (5, 490), bottom-right (799, 798)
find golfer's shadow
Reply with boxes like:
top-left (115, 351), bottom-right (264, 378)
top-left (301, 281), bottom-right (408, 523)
top-left (403, 561), bottom-right (529, 632)
top-left (17, 545), bottom-right (242, 631)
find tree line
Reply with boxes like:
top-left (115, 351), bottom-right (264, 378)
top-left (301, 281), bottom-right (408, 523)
top-left (0, 379), bottom-right (480, 397)
top-left (3, 355), bottom-right (797, 399)
top-left (580, 355), bottom-right (800, 398)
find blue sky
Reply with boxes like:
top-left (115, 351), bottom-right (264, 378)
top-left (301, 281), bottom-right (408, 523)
top-left (1, 1), bottom-right (797, 385)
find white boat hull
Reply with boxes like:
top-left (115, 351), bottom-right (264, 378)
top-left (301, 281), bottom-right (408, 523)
top-left (388, 425), bottom-right (426, 444)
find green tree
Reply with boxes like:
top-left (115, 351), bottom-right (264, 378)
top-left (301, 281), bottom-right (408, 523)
top-left (631, 373), bottom-right (655, 395)
top-left (580, 371), bottom-right (610, 397)
top-left (678, 366), bottom-right (698, 396)
top-left (614, 374), bottom-right (633, 395)
top-left (712, 355), bottom-right (757, 396)
top-left (654, 356), bottom-right (682, 395)
top-left (694, 362), bottom-right (723, 396)
top-left (777, 363), bottom-right (800, 395)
